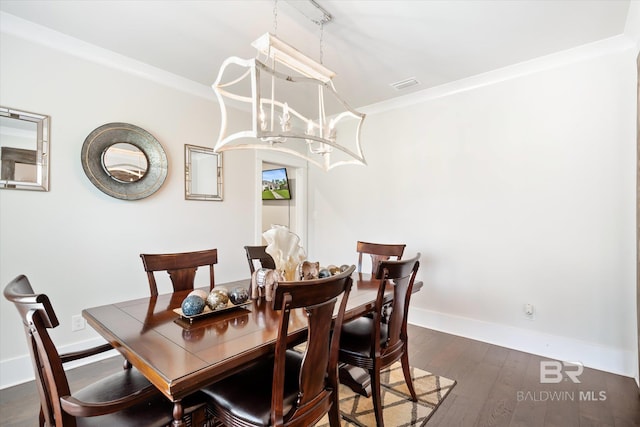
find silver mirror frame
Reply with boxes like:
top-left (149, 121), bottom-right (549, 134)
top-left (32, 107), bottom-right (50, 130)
top-left (81, 123), bottom-right (167, 200)
top-left (0, 107), bottom-right (50, 191)
top-left (185, 144), bottom-right (223, 201)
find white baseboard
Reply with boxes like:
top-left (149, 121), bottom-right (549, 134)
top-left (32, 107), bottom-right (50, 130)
top-left (408, 307), bottom-right (637, 379)
top-left (0, 337), bottom-right (118, 390)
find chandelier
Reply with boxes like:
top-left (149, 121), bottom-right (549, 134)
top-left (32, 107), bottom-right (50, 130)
top-left (211, 5), bottom-right (366, 171)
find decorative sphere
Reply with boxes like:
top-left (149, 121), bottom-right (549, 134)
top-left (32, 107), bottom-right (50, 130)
top-left (181, 295), bottom-right (205, 316)
top-left (328, 265), bottom-right (340, 275)
top-left (229, 287), bottom-right (249, 305)
top-left (188, 289), bottom-right (208, 300)
top-left (206, 290), bottom-right (229, 310)
top-left (215, 286), bottom-right (229, 296)
top-left (318, 268), bottom-right (331, 278)
top-left (340, 264), bottom-right (350, 272)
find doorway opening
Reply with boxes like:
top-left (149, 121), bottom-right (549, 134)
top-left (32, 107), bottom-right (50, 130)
top-left (254, 151), bottom-right (308, 248)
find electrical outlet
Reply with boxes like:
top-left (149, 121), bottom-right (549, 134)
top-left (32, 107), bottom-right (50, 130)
top-left (524, 304), bottom-right (534, 320)
top-left (71, 315), bottom-right (86, 331)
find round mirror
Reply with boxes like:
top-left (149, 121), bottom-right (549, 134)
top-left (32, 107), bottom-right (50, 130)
top-left (101, 143), bottom-right (148, 183)
top-left (81, 123), bottom-right (168, 200)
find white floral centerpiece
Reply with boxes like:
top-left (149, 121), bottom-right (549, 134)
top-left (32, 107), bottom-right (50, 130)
top-left (263, 225), bottom-right (306, 281)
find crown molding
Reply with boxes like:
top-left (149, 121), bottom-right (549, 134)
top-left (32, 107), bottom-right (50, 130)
top-left (362, 34), bottom-right (635, 116)
top-left (624, 0), bottom-right (640, 53)
top-left (0, 11), bottom-right (214, 101)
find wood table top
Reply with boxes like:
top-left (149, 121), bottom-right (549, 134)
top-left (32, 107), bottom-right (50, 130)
top-left (82, 273), bottom-right (403, 402)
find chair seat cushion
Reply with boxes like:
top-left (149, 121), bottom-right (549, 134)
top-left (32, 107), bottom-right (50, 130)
top-left (339, 316), bottom-right (388, 356)
top-left (201, 349), bottom-right (303, 426)
top-left (76, 395), bottom-right (176, 427)
top-left (73, 369), bottom-right (206, 427)
top-left (73, 368), bottom-right (154, 403)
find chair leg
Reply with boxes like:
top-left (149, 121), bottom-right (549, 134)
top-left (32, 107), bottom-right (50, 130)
top-left (38, 406), bottom-right (44, 427)
top-left (400, 351), bottom-right (417, 402)
top-left (370, 367), bottom-right (385, 427)
top-left (328, 390), bottom-right (341, 427)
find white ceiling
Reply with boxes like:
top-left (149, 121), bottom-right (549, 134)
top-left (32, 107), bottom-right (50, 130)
top-left (0, 0), bottom-right (632, 109)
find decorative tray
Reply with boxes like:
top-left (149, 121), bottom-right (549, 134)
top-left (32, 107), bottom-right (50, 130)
top-left (173, 301), bottom-right (252, 324)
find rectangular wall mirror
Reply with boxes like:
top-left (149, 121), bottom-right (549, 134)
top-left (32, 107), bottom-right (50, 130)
top-left (0, 106), bottom-right (50, 191)
top-left (185, 144), bottom-right (223, 201)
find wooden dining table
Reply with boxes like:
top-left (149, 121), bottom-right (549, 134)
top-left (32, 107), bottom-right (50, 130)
top-left (83, 273), bottom-right (420, 427)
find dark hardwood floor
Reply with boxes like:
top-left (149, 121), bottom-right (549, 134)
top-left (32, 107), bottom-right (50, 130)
top-left (1, 325), bottom-right (638, 426)
top-left (406, 325), bottom-right (640, 427)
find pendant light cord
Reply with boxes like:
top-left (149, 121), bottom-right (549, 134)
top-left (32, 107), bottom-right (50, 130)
top-left (273, 0), bottom-right (278, 35)
top-left (319, 21), bottom-right (324, 64)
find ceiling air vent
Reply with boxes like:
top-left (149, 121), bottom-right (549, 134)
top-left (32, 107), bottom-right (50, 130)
top-left (390, 77), bottom-right (420, 91)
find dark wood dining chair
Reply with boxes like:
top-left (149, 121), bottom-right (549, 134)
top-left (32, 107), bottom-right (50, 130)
top-left (356, 241), bottom-right (406, 276)
top-left (200, 265), bottom-right (356, 427)
top-left (140, 248), bottom-right (217, 296)
top-left (356, 241), bottom-right (406, 325)
top-left (338, 253), bottom-right (421, 427)
top-left (3, 274), bottom-right (207, 427)
top-left (244, 245), bottom-right (276, 274)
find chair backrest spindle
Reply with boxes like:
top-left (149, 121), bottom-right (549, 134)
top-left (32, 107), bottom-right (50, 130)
top-left (356, 241), bottom-right (406, 276)
top-left (377, 254), bottom-right (420, 351)
top-left (244, 245), bottom-right (276, 274)
top-left (140, 248), bottom-right (218, 296)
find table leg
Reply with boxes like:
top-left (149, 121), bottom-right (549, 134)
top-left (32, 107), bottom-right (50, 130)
top-left (172, 400), bottom-right (184, 427)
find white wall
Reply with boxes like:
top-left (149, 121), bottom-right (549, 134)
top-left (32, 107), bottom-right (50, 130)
top-left (307, 37), bottom-right (638, 378)
top-left (0, 31), bottom-right (257, 387)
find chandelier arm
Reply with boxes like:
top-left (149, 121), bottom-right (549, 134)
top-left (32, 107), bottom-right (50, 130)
top-left (216, 89), bottom-right (253, 104)
top-left (216, 142), bottom-right (328, 170)
top-left (269, 56), bottom-right (276, 133)
top-left (215, 69), bottom-right (252, 89)
top-left (318, 86), bottom-right (325, 137)
top-left (300, 133), bottom-right (365, 164)
top-left (321, 81), bottom-right (365, 120)
top-left (215, 131), bottom-right (366, 169)
top-left (212, 91), bottom-right (230, 153)
top-left (212, 56), bottom-right (254, 86)
top-left (215, 121), bottom-right (366, 166)
top-left (212, 70), bottom-right (231, 154)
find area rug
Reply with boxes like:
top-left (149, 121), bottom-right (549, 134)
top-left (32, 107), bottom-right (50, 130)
top-left (316, 362), bottom-right (456, 427)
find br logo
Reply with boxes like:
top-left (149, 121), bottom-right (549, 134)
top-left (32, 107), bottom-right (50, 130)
top-left (539, 361), bottom-right (584, 383)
